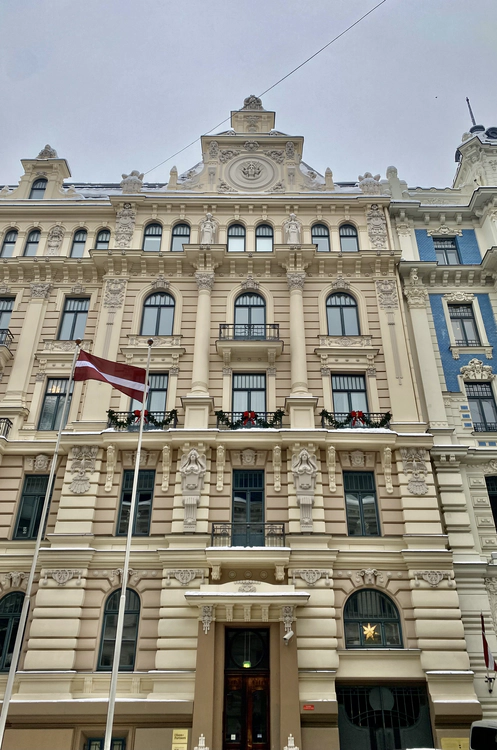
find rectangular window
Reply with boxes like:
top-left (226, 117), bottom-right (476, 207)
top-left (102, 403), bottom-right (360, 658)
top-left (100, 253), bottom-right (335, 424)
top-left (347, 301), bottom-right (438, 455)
top-left (0, 298), bottom-right (14, 330)
top-left (448, 304), bottom-right (480, 346)
top-left (232, 374), bottom-right (266, 413)
top-left (87, 740), bottom-right (126, 750)
top-left (434, 237), bottom-right (460, 265)
top-left (58, 297), bottom-right (90, 340)
top-left (131, 373), bottom-right (168, 414)
top-left (466, 383), bottom-right (497, 432)
top-left (117, 470), bottom-right (155, 536)
top-left (486, 477), bottom-right (497, 530)
top-left (14, 475), bottom-right (48, 540)
top-left (38, 378), bottom-right (73, 431)
top-left (232, 469), bottom-right (264, 546)
top-left (343, 471), bottom-right (380, 536)
top-left (332, 374), bottom-right (368, 414)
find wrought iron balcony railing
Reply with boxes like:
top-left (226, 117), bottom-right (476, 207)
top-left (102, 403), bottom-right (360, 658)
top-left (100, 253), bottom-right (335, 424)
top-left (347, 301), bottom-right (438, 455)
top-left (0, 418), bottom-right (13, 439)
top-left (0, 329), bottom-right (13, 350)
top-left (454, 339), bottom-right (480, 347)
top-left (106, 409), bottom-right (178, 431)
top-left (320, 410), bottom-right (391, 429)
top-left (219, 324), bottom-right (280, 341)
top-left (216, 410), bottom-right (284, 429)
top-left (473, 422), bottom-right (497, 432)
top-left (211, 522), bottom-right (286, 548)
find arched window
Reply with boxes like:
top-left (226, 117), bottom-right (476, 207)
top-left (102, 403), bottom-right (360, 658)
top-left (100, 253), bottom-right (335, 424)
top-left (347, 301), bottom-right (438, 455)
top-left (29, 178), bottom-right (47, 199)
top-left (142, 223), bottom-right (162, 252)
top-left (98, 588), bottom-right (140, 671)
top-left (326, 293), bottom-right (359, 336)
top-left (312, 224), bottom-right (330, 252)
top-left (1, 229), bottom-right (17, 258)
top-left (141, 292), bottom-right (175, 336)
top-left (234, 293), bottom-right (266, 339)
top-left (0, 592), bottom-right (24, 671)
top-left (23, 229), bottom-right (41, 257)
top-left (95, 229), bottom-right (110, 249)
top-left (171, 223), bottom-right (190, 252)
top-left (344, 589), bottom-right (402, 648)
top-left (339, 224), bottom-right (359, 252)
top-left (70, 229), bottom-right (87, 258)
top-left (227, 224), bottom-right (245, 253)
top-left (255, 224), bottom-right (273, 253)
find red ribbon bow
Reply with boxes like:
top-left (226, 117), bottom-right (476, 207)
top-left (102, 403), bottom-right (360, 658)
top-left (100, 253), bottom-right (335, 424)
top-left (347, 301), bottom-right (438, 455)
top-left (350, 410), bottom-right (364, 426)
top-left (243, 410), bottom-right (257, 426)
top-left (133, 409), bottom-right (149, 423)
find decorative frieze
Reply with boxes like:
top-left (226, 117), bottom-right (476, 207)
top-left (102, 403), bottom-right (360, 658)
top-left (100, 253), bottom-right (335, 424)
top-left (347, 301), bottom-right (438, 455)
top-left (93, 569), bottom-right (157, 584)
top-left (165, 569), bottom-right (205, 586)
top-left (376, 279), bottom-right (398, 309)
top-left (287, 272), bottom-right (306, 291)
top-left (292, 448), bottom-right (318, 532)
top-left (105, 445), bottom-right (116, 492)
top-left (327, 446), bottom-right (336, 492)
top-left (180, 448), bottom-right (207, 532)
top-left (357, 568), bottom-right (384, 585)
top-left (24, 454), bottom-right (52, 472)
top-left (216, 445), bottom-right (225, 491)
top-left (103, 278), bottom-right (127, 308)
top-left (485, 578), bottom-right (497, 633)
top-left (45, 225), bottom-right (65, 256)
top-left (340, 450), bottom-right (375, 469)
top-left (460, 358), bottom-right (494, 380)
top-left (401, 448), bottom-right (428, 495)
top-left (201, 605), bottom-right (214, 634)
top-left (319, 335), bottom-right (372, 348)
top-left (281, 605), bottom-right (294, 633)
top-left (291, 570), bottom-right (331, 586)
top-left (383, 447), bottom-right (393, 494)
top-left (2, 572), bottom-right (27, 590)
top-left (273, 446), bottom-right (281, 492)
top-left (444, 291), bottom-right (475, 303)
top-left (195, 272), bottom-right (215, 292)
top-left (404, 286), bottom-right (428, 308)
top-left (366, 203), bottom-right (388, 249)
top-left (69, 445), bottom-right (98, 494)
top-left (161, 446), bottom-right (171, 492)
top-left (30, 283), bottom-right (51, 299)
top-left (42, 569), bottom-right (83, 586)
top-left (115, 202), bottom-right (136, 248)
top-left (413, 570), bottom-right (454, 587)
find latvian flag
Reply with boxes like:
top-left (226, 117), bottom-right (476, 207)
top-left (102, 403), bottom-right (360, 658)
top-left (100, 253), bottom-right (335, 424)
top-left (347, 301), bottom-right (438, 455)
top-left (481, 613), bottom-right (497, 672)
top-left (74, 350), bottom-right (149, 401)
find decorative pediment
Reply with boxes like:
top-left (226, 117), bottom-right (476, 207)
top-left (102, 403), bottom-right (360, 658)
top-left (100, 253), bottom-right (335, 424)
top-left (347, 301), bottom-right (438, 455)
top-left (460, 358), bottom-right (494, 380)
top-left (122, 335), bottom-right (185, 370)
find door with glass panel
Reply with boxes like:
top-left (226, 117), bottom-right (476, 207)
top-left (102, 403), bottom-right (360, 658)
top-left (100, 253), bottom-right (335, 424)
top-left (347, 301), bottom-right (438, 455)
top-left (232, 470), bottom-right (264, 547)
top-left (232, 374), bottom-right (266, 422)
top-left (332, 374), bottom-right (368, 414)
top-left (224, 629), bottom-right (270, 750)
top-left (234, 294), bottom-right (266, 339)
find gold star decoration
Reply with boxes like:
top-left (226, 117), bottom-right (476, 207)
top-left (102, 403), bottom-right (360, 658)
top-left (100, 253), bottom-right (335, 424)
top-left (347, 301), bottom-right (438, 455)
top-left (363, 623), bottom-right (378, 641)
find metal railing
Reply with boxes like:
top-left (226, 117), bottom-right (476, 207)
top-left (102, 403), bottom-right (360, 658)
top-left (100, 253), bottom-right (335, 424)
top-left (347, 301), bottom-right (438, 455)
top-left (473, 422), bottom-right (497, 433)
top-left (0, 419), bottom-right (13, 439)
top-left (321, 411), bottom-right (391, 429)
top-left (211, 522), bottom-right (286, 547)
top-left (219, 324), bottom-right (280, 341)
top-left (454, 339), bottom-right (480, 347)
top-left (0, 329), bottom-right (13, 350)
top-left (216, 411), bottom-right (283, 429)
top-left (107, 410), bottom-right (178, 431)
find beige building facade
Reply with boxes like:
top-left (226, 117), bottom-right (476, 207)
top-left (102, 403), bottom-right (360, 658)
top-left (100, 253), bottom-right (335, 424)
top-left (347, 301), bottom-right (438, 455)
top-left (0, 98), bottom-right (486, 750)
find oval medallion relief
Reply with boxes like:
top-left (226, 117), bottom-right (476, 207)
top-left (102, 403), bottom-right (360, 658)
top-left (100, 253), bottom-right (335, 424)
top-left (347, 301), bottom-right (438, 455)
top-left (227, 156), bottom-right (276, 191)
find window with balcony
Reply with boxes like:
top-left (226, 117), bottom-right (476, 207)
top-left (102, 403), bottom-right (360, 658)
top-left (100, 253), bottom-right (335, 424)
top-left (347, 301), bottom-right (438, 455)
top-left (13, 475), bottom-right (48, 540)
top-left (233, 373), bottom-right (266, 414)
top-left (116, 470), bottom-right (155, 536)
top-left (23, 229), bottom-right (40, 257)
top-left (98, 588), bottom-right (140, 671)
top-left (38, 378), bottom-right (73, 430)
top-left (234, 293), bottom-right (266, 339)
top-left (434, 236), bottom-right (460, 265)
top-left (343, 471), bottom-right (380, 537)
top-left (327, 293), bottom-right (359, 336)
top-left (255, 224), bottom-right (273, 252)
top-left (131, 372), bottom-right (168, 414)
top-left (0, 298), bottom-right (13, 329)
top-left (95, 229), bottom-right (110, 249)
top-left (344, 589), bottom-right (402, 647)
top-left (0, 592), bottom-right (24, 671)
top-left (58, 297), bottom-right (89, 340)
top-left (29, 178), bottom-right (47, 199)
top-left (339, 224), bottom-right (359, 252)
top-left (312, 223), bottom-right (330, 252)
top-left (1, 230), bottom-right (17, 258)
top-left (140, 292), bottom-right (175, 336)
top-left (228, 224), bottom-right (246, 253)
top-left (332, 374), bottom-right (368, 413)
top-left (466, 382), bottom-right (497, 432)
top-left (170, 223), bottom-right (190, 252)
top-left (142, 223), bottom-right (162, 252)
top-left (449, 304), bottom-right (480, 346)
top-left (70, 229), bottom-right (87, 258)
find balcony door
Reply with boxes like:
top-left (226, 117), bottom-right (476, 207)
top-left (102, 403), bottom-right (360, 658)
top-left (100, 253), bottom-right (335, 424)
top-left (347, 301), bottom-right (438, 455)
top-left (232, 470), bottom-right (264, 546)
top-left (232, 374), bottom-right (266, 418)
top-left (234, 294), bottom-right (266, 339)
top-left (224, 629), bottom-right (270, 750)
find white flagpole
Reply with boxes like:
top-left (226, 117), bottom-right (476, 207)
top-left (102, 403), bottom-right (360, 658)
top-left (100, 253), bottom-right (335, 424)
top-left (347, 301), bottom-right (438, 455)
top-left (103, 339), bottom-right (153, 750)
top-left (0, 340), bottom-right (82, 750)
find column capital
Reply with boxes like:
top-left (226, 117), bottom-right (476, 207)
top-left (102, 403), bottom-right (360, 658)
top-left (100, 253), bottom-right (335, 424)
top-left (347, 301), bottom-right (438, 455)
top-left (195, 271), bottom-right (215, 291)
top-left (404, 285), bottom-right (428, 308)
top-left (287, 272), bottom-right (306, 291)
top-left (30, 282), bottom-right (52, 299)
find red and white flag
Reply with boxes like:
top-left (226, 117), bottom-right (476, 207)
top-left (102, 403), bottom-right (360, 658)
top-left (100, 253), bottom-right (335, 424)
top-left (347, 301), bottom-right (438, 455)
top-left (481, 613), bottom-right (497, 671)
top-left (74, 350), bottom-right (148, 402)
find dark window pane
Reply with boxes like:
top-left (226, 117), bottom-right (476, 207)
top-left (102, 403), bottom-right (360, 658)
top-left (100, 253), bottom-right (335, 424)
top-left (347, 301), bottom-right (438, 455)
top-left (95, 230), bottom-right (110, 249)
top-left (98, 589), bottom-right (139, 671)
top-left (141, 293), bottom-right (175, 335)
top-left (171, 224), bottom-right (190, 252)
top-left (344, 472), bottom-right (379, 537)
top-left (339, 224), bottom-right (359, 252)
top-left (14, 475), bottom-right (49, 540)
top-left (29, 179), bottom-right (47, 199)
top-left (143, 223), bottom-right (162, 251)
top-left (38, 379), bottom-right (73, 430)
top-left (1, 230), bottom-right (17, 258)
top-left (24, 230), bottom-right (40, 257)
top-left (117, 470), bottom-right (154, 536)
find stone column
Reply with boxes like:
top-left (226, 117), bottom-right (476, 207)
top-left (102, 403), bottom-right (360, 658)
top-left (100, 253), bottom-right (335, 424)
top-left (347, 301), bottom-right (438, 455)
top-left (286, 273), bottom-right (317, 428)
top-left (404, 282), bottom-right (450, 439)
top-left (183, 272), bottom-right (215, 428)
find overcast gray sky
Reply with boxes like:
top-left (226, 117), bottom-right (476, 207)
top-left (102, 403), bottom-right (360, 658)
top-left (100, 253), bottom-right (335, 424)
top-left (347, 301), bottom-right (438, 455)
top-left (1, 0), bottom-right (496, 189)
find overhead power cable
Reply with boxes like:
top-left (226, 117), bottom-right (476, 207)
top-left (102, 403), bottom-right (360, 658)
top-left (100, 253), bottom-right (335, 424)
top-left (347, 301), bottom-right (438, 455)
top-left (143, 0), bottom-right (388, 177)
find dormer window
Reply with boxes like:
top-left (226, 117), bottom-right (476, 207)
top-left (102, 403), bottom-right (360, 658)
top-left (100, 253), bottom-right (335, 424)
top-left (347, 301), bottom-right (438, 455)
top-left (29, 178), bottom-right (47, 200)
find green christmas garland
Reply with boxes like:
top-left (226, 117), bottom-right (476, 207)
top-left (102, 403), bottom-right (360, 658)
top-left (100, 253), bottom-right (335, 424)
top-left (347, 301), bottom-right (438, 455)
top-left (107, 408), bottom-right (178, 430)
top-left (320, 409), bottom-right (391, 429)
top-left (215, 409), bottom-right (285, 430)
